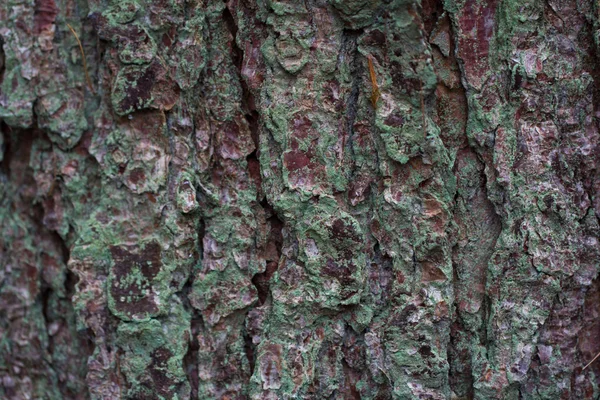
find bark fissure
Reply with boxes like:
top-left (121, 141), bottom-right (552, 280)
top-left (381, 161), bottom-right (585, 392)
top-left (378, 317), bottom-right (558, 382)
top-left (2, 0), bottom-right (600, 398)
top-left (341, 28), bottom-right (364, 171)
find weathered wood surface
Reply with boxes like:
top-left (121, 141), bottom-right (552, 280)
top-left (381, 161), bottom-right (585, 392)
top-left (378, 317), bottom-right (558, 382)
top-left (1, 0), bottom-right (600, 398)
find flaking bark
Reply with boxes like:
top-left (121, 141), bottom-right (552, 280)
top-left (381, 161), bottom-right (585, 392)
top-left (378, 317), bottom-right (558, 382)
top-left (1, 0), bottom-right (600, 399)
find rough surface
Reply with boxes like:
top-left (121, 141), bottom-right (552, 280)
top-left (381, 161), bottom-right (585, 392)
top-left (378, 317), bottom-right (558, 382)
top-left (1, 0), bottom-right (600, 399)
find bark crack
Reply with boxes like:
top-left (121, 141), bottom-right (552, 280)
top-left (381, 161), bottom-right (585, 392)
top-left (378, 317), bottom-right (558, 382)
top-left (339, 28), bottom-right (364, 174)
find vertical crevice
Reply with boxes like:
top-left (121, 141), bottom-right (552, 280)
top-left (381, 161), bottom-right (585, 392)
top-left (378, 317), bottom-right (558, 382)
top-left (344, 29), bottom-right (363, 134)
top-left (581, 14), bottom-right (600, 222)
top-left (0, 34), bottom-right (5, 82)
top-left (0, 122), bottom-right (12, 177)
top-left (0, 127), bottom-right (93, 398)
top-left (580, 275), bottom-right (600, 381)
top-left (220, 5), bottom-right (286, 383)
top-left (222, 1), bottom-right (263, 201)
top-left (222, 1), bottom-right (253, 117)
top-left (252, 199), bottom-right (283, 305)
top-left (242, 320), bottom-right (256, 377)
top-left (0, 40), bottom-right (4, 173)
top-left (440, 1), bottom-right (502, 391)
top-left (183, 311), bottom-right (201, 399)
top-left (181, 214), bottom-right (204, 398)
top-left (181, 280), bottom-right (200, 398)
top-left (339, 28), bottom-right (364, 173)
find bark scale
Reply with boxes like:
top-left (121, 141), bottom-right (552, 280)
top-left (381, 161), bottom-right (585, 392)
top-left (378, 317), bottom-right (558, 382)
top-left (1, 0), bottom-right (600, 399)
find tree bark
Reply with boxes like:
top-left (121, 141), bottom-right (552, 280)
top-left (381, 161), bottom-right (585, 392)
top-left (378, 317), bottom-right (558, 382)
top-left (1, 0), bottom-right (600, 399)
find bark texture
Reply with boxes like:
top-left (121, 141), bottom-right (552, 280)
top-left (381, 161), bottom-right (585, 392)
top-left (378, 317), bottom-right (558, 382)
top-left (1, 0), bottom-right (600, 399)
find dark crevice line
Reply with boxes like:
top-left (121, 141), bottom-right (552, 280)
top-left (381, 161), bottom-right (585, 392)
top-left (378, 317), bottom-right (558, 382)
top-left (183, 311), bottom-right (202, 399)
top-left (222, 4), bottom-right (242, 75)
top-left (340, 28), bottom-right (364, 177)
top-left (11, 136), bottom-right (92, 398)
top-left (0, 43), bottom-right (4, 176)
top-left (222, 0), bottom-right (275, 304)
top-left (582, 15), bottom-right (600, 227)
top-left (181, 211), bottom-right (204, 397)
top-left (220, 4), bottom-right (289, 383)
top-left (0, 122), bottom-right (12, 178)
top-left (252, 199), bottom-right (284, 306)
top-left (44, 189), bottom-right (92, 397)
top-left (165, 110), bottom-right (179, 203)
top-left (180, 294), bottom-right (200, 397)
top-left (441, 3), bottom-right (502, 395)
top-left (242, 318), bottom-right (256, 378)
top-left (0, 34), bottom-right (5, 81)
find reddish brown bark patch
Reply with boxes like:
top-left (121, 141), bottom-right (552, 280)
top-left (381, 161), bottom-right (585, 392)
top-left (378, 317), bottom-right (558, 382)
top-left (34, 0), bottom-right (58, 35)
top-left (455, 0), bottom-right (498, 89)
top-left (109, 241), bottom-right (162, 319)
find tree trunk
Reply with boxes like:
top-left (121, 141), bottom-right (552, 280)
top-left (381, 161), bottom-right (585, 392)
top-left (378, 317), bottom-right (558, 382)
top-left (1, 0), bottom-right (600, 399)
